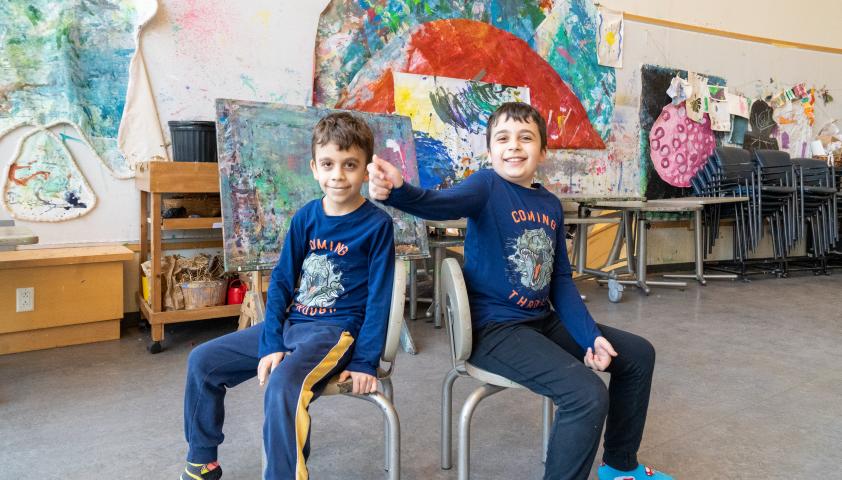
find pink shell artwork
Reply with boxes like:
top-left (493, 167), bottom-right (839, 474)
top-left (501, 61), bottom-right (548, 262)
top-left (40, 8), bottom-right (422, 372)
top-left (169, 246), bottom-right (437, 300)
top-left (649, 103), bottom-right (716, 187)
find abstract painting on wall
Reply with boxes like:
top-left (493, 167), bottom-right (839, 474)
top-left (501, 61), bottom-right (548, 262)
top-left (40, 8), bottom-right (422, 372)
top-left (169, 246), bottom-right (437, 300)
top-left (0, 0), bottom-right (156, 220)
top-left (639, 65), bottom-right (727, 199)
top-left (393, 73), bottom-right (530, 189)
top-left (596, 6), bottom-right (624, 68)
top-left (216, 99), bottom-right (429, 272)
top-left (315, 0), bottom-right (616, 148)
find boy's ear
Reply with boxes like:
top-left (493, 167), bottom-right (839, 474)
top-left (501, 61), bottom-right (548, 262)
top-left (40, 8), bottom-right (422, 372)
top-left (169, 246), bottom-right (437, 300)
top-left (309, 159), bottom-right (318, 179)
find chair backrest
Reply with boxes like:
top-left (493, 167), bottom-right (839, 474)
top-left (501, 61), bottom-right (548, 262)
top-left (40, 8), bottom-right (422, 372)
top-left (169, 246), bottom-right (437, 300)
top-left (381, 260), bottom-right (406, 364)
top-left (441, 258), bottom-right (472, 367)
top-left (715, 147), bottom-right (754, 179)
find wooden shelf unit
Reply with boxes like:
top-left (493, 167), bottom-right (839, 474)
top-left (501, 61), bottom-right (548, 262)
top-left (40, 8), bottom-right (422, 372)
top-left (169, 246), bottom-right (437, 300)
top-left (135, 161), bottom-right (235, 352)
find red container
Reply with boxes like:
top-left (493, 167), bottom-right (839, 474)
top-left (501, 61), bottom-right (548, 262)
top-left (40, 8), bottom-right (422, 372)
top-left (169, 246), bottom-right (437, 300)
top-left (227, 279), bottom-right (248, 305)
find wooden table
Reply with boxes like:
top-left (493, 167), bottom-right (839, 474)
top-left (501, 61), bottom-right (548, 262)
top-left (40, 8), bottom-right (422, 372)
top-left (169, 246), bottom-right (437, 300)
top-left (649, 197), bottom-right (749, 285)
top-left (0, 226), bottom-right (38, 251)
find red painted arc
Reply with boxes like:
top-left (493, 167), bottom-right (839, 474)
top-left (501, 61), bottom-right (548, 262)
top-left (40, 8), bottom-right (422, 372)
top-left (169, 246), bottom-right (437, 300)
top-left (337, 18), bottom-right (605, 150)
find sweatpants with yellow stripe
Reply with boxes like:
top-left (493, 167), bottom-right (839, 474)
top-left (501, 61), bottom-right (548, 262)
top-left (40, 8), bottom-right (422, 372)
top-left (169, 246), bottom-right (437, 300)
top-left (183, 321), bottom-right (354, 480)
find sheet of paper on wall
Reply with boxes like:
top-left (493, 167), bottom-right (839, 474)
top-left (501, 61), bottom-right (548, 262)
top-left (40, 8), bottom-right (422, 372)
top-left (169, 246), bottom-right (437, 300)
top-left (686, 73), bottom-right (710, 123)
top-left (729, 116), bottom-right (748, 145)
top-left (667, 76), bottom-right (692, 105)
top-left (792, 83), bottom-right (808, 99)
top-left (774, 101), bottom-right (812, 157)
top-left (709, 99), bottom-right (732, 132)
top-left (708, 85), bottom-right (727, 101)
top-left (596, 6), bottom-right (624, 68)
top-left (725, 92), bottom-right (751, 118)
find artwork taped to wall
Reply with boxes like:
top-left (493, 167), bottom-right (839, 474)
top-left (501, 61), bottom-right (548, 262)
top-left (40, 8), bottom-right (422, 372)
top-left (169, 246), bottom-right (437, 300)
top-left (774, 101), bottom-right (812, 158)
top-left (315, 0), bottom-right (616, 147)
top-left (596, 6), bottom-right (624, 68)
top-left (216, 99), bottom-right (429, 272)
top-left (743, 100), bottom-right (779, 152)
top-left (2, 127), bottom-right (96, 222)
top-left (0, 0), bottom-right (156, 181)
top-left (393, 73), bottom-right (530, 189)
top-left (639, 65), bottom-right (727, 199)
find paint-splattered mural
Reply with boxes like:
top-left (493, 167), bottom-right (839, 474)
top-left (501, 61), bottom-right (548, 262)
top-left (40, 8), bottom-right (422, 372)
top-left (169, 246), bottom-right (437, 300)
top-left (216, 99), bottom-right (429, 272)
top-left (639, 65), bottom-right (726, 199)
top-left (315, 0), bottom-right (615, 148)
top-left (393, 73), bottom-right (529, 189)
top-left (0, 0), bottom-right (156, 220)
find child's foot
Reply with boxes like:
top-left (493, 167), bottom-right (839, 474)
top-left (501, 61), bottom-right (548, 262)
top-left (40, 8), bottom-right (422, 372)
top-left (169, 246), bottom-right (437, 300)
top-left (597, 462), bottom-right (673, 480)
top-left (180, 461), bottom-right (222, 480)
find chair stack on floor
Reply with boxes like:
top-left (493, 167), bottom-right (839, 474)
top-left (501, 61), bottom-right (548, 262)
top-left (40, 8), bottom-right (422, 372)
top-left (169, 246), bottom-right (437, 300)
top-left (689, 146), bottom-right (838, 276)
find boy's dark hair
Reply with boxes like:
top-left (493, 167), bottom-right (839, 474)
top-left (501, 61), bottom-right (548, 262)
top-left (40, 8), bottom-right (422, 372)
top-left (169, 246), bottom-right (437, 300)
top-left (486, 102), bottom-right (547, 151)
top-left (311, 112), bottom-right (375, 163)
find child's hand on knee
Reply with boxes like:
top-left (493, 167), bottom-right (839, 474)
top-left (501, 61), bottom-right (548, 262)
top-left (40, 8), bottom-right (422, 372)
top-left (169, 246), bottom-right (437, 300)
top-left (338, 370), bottom-right (378, 394)
top-left (257, 352), bottom-right (286, 386)
top-left (584, 336), bottom-right (618, 371)
top-left (367, 155), bottom-right (403, 200)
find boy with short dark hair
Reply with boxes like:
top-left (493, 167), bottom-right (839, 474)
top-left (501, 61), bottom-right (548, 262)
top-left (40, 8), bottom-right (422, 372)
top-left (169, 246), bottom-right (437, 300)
top-left (180, 112), bottom-right (395, 480)
top-left (368, 102), bottom-right (671, 480)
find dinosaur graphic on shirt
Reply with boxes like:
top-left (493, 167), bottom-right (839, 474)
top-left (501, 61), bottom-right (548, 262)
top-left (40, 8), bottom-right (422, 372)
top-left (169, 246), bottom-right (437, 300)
top-left (507, 228), bottom-right (554, 291)
top-left (296, 253), bottom-right (344, 308)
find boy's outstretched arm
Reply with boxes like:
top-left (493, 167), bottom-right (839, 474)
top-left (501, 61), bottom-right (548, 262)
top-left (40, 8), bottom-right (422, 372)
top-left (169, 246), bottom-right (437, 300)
top-left (549, 212), bottom-right (616, 370)
top-left (341, 219), bottom-right (395, 394)
top-left (367, 156), bottom-right (491, 220)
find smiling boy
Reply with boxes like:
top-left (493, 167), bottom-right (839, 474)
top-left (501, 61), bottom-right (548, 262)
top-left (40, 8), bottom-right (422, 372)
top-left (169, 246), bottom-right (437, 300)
top-left (180, 112), bottom-right (395, 480)
top-left (368, 102), bottom-right (671, 480)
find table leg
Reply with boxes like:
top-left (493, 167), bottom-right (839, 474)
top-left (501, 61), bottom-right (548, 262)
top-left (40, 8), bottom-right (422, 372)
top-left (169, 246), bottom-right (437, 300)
top-left (664, 210), bottom-right (735, 284)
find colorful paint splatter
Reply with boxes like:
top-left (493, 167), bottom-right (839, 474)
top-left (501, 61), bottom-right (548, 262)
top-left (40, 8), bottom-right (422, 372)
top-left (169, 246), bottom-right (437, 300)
top-left (216, 99), bottom-right (429, 272)
top-left (393, 73), bottom-right (529, 189)
top-left (315, 0), bottom-right (615, 144)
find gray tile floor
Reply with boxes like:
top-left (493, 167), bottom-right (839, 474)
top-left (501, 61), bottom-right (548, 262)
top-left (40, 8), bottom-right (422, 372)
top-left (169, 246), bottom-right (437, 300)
top-left (2, 273), bottom-right (841, 479)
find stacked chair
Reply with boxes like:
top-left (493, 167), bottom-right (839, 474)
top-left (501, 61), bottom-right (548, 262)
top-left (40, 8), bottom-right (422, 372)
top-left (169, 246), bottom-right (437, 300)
top-left (690, 146), bottom-right (839, 276)
top-left (791, 158), bottom-right (837, 272)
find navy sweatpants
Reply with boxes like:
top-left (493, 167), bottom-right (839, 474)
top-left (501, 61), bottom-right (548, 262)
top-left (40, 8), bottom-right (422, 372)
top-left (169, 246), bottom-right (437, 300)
top-left (183, 321), bottom-right (354, 480)
top-left (468, 312), bottom-right (655, 480)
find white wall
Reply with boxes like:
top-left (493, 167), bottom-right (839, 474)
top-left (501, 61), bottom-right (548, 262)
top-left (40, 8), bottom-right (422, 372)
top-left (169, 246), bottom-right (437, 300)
top-left (601, 0), bottom-right (842, 50)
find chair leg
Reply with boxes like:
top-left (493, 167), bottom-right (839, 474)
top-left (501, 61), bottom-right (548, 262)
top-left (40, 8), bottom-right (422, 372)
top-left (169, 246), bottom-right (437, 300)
top-left (441, 368), bottom-right (460, 470)
top-left (542, 397), bottom-right (553, 464)
top-left (381, 378), bottom-right (395, 472)
top-left (458, 384), bottom-right (504, 480)
top-left (359, 392), bottom-right (401, 480)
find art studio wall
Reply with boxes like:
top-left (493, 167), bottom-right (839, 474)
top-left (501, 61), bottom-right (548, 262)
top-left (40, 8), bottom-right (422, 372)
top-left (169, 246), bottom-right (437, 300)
top-left (2, 0), bottom-right (842, 249)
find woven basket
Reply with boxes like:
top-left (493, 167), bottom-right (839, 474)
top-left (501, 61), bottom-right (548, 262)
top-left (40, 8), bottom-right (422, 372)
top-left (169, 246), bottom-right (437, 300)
top-left (181, 280), bottom-right (227, 309)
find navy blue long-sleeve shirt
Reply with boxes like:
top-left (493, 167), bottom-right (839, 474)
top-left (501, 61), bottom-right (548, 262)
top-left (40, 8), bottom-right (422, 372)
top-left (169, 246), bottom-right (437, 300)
top-left (384, 169), bottom-right (601, 350)
top-left (260, 199), bottom-right (396, 376)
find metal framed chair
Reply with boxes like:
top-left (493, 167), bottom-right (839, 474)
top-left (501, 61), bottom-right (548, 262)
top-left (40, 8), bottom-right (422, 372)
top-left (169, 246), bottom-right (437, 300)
top-left (261, 260), bottom-right (406, 480)
top-left (439, 258), bottom-right (553, 480)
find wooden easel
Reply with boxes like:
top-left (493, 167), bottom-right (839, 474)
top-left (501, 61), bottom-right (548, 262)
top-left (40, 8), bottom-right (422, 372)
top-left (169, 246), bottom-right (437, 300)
top-left (237, 271), bottom-right (265, 330)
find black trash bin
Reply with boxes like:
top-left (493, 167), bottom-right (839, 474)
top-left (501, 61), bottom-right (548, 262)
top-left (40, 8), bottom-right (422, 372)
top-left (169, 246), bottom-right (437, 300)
top-left (168, 121), bottom-right (217, 162)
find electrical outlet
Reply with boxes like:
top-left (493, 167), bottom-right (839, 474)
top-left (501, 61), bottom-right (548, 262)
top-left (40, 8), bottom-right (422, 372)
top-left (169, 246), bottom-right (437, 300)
top-left (16, 287), bottom-right (34, 312)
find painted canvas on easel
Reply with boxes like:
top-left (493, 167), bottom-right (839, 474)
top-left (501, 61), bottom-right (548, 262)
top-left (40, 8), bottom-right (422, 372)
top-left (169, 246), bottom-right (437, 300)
top-left (393, 73), bottom-right (530, 189)
top-left (216, 99), bottom-right (429, 272)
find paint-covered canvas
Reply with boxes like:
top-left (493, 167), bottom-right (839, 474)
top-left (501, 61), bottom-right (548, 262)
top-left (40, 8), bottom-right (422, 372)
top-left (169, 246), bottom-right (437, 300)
top-left (393, 73), bottom-right (530, 189)
top-left (216, 99), bottom-right (429, 272)
top-left (315, 0), bottom-right (616, 147)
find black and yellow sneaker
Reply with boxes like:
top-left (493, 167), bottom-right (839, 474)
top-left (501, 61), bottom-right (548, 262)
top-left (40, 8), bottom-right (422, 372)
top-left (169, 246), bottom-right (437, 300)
top-left (180, 462), bottom-right (222, 480)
